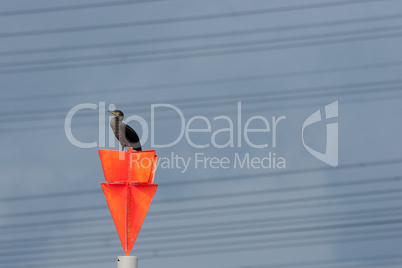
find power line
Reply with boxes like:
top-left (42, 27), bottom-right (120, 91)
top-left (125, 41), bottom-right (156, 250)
top-left (4, 217), bottom-right (400, 256)
top-left (1, 90), bottom-right (400, 140)
top-left (148, 188), bottom-right (402, 217)
top-left (5, 254), bottom-right (402, 268)
top-left (0, 157), bottom-right (400, 202)
top-left (0, 0), bottom-right (163, 17)
top-left (0, 189), bottom-right (100, 202)
top-left (1, 187), bottom-right (401, 231)
top-left (1, 12), bottom-right (402, 58)
top-left (149, 91), bottom-right (402, 126)
top-left (136, 229), bottom-right (402, 260)
top-left (1, 191), bottom-right (401, 237)
top-left (121, 82), bottom-right (401, 113)
top-left (0, 62), bottom-right (402, 130)
top-left (5, 194), bottom-right (402, 237)
top-left (231, 261), bottom-right (402, 268)
top-left (2, 205), bottom-right (401, 251)
top-left (2, 29), bottom-right (402, 75)
top-left (0, 79), bottom-right (399, 136)
top-left (1, 25), bottom-right (401, 69)
top-left (0, 175), bottom-right (400, 218)
top-left (4, 228), bottom-right (402, 263)
top-left (0, 59), bottom-right (401, 109)
top-left (3, 204), bottom-right (402, 246)
top-left (165, 195), bottom-right (402, 224)
top-left (17, 216), bottom-right (402, 249)
top-left (162, 158), bottom-right (402, 187)
top-left (3, 196), bottom-right (401, 243)
top-left (124, 221), bottom-right (402, 250)
top-left (2, 77), bottom-right (402, 122)
top-left (223, 254), bottom-right (402, 268)
top-left (2, 221), bottom-right (402, 266)
top-left (142, 212), bottom-right (402, 244)
top-left (1, 89), bottom-right (400, 134)
top-left (153, 176), bottom-right (402, 203)
top-left (0, 0), bottom-right (386, 39)
top-left (1, 218), bottom-right (401, 264)
top-left (0, 205), bottom-right (104, 218)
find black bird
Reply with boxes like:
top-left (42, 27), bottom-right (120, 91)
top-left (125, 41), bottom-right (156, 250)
top-left (107, 110), bottom-right (142, 151)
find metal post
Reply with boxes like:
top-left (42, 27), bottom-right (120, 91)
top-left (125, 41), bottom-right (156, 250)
top-left (117, 256), bottom-right (138, 268)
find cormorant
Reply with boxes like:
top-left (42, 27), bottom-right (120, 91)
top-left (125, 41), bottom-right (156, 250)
top-left (107, 110), bottom-right (142, 151)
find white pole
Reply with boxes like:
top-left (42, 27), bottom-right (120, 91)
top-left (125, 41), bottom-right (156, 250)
top-left (117, 256), bottom-right (138, 268)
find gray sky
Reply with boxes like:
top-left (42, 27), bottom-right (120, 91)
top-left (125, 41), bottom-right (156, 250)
top-left (0, 0), bottom-right (402, 267)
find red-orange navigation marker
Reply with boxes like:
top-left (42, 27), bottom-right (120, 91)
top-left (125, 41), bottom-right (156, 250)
top-left (99, 148), bottom-right (157, 183)
top-left (99, 148), bottom-right (158, 256)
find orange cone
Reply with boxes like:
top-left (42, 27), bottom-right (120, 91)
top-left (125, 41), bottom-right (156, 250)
top-left (101, 183), bottom-right (158, 256)
top-left (99, 149), bottom-right (156, 183)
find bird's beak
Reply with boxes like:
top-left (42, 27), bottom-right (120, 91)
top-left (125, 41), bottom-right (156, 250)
top-left (107, 110), bottom-right (116, 115)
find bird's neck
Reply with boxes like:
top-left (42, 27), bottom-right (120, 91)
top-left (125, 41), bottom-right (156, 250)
top-left (114, 116), bottom-right (124, 122)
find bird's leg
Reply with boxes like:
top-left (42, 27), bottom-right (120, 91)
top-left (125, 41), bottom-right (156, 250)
top-left (121, 144), bottom-right (126, 151)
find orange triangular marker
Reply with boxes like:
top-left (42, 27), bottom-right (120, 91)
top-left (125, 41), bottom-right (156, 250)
top-left (101, 183), bottom-right (158, 255)
top-left (99, 149), bottom-right (156, 183)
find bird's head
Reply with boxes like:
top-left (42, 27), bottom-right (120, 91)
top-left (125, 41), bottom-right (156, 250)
top-left (107, 110), bottom-right (124, 119)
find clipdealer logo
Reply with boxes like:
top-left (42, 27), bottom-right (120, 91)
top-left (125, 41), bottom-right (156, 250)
top-left (65, 101), bottom-right (339, 171)
top-left (302, 101), bottom-right (339, 167)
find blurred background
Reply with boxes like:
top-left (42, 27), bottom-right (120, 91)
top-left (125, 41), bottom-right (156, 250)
top-left (1, 0), bottom-right (402, 267)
